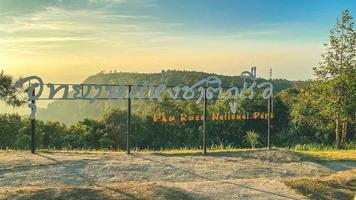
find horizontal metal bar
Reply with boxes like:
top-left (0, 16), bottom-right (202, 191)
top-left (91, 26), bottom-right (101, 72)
top-left (36, 98), bottom-right (218, 101)
top-left (35, 97), bottom-right (271, 101)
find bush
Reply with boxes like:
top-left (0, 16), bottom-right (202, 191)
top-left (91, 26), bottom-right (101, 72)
top-left (245, 131), bottom-right (259, 148)
top-left (15, 134), bottom-right (30, 149)
top-left (99, 134), bottom-right (113, 149)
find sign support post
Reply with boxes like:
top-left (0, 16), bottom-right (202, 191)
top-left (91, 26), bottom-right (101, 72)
top-left (31, 89), bottom-right (36, 154)
top-left (203, 88), bottom-right (207, 154)
top-left (267, 98), bottom-right (271, 149)
top-left (127, 85), bottom-right (131, 154)
top-left (267, 68), bottom-right (272, 149)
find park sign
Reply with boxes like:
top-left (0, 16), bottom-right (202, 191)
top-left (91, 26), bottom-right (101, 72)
top-left (153, 112), bottom-right (273, 123)
top-left (15, 67), bottom-right (273, 154)
top-left (15, 67), bottom-right (273, 119)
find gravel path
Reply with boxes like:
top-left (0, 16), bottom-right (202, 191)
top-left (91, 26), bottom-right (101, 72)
top-left (0, 149), bottom-right (354, 199)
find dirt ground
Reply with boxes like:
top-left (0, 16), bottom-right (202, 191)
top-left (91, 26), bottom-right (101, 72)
top-left (0, 149), bottom-right (355, 200)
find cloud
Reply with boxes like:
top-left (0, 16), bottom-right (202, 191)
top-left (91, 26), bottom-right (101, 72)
top-left (88, 0), bottom-right (126, 3)
top-left (0, 1), bottom-right (186, 58)
top-left (87, 0), bottom-right (158, 8)
top-left (0, 5), bottom-right (178, 35)
top-left (0, 36), bottom-right (94, 44)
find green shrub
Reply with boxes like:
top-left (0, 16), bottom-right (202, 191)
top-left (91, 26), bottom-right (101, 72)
top-left (15, 134), bottom-right (30, 149)
top-left (245, 131), bottom-right (259, 148)
top-left (99, 134), bottom-right (113, 149)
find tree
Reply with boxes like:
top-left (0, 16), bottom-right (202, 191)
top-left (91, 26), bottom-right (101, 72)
top-left (101, 109), bottom-right (128, 150)
top-left (0, 114), bottom-right (24, 148)
top-left (15, 134), bottom-right (31, 149)
top-left (309, 10), bottom-right (355, 148)
top-left (291, 81), bottom-right (334, 144)
top-left (0, 71), bottom-right (25, 106)
top-left (99, 134), bottom-right (113, 149)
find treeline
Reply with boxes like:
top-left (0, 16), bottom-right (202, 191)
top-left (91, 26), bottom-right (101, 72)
top-left (1, 96), bottom-right (268, 150)
top-left (1, 89), bottom-right (355, 150)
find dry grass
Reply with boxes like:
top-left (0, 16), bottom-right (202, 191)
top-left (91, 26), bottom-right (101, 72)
top-left (295, 150), bottom-right (356, 161)
top-left (285, 169), bottom-right (356, 200)
top-left (285, 150), bottom-right (356, 200)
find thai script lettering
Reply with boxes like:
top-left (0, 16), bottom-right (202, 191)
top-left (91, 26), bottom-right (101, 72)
top-left (15, 67), bottom-right (273, 119)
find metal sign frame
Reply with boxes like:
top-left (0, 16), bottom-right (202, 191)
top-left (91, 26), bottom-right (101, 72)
top-left (16, 67), bottom-right (273, 154)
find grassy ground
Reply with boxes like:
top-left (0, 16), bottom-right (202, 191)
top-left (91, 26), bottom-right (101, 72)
top-left (294, 150), bottom-right (356, 161)
top-left (286, 150), bottom-right (356, 200)
top-left (285, 169), bottom-right (356, 200)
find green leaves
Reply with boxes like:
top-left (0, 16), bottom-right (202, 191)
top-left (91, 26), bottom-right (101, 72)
top-left (245, 131), bottom-right (259, 149)
top-left (313, 10), bottom-right (355, 121)
top-left (0, 71), bottom-right (26, 107)
top-left (291, 10), bottom-right (355, 148)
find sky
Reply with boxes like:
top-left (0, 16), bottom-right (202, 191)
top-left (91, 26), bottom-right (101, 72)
top-left (0, 0), bottom-right (355, 85)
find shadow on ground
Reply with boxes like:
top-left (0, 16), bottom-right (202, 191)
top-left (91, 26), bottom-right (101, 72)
top-left (5, 188), bottom-right (110, 200)
top-left (3, 184), bottom-right (203, 200)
